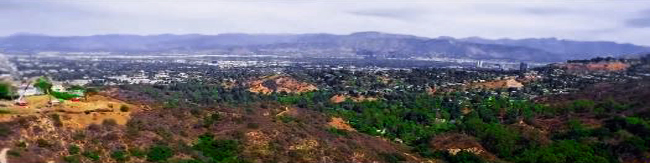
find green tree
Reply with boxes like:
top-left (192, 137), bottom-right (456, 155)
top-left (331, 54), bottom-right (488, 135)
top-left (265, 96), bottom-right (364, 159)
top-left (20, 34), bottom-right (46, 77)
top-left (193, 134), bottom-right (241, 162)
top-left (147, 145), bottom-right (173, 162)
top-left (111, 150), bottom-right (129, 162)
top-left (0, 82), bottom-right (14, 99)
top-left (34, 76), bottom-right (52, 95)
top-left (517, 140), bottom-right (608, 163)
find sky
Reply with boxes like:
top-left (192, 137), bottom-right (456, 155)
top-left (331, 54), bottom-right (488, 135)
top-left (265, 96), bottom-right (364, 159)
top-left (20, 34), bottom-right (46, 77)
top-left (1, 0), bottom-right (650, 46)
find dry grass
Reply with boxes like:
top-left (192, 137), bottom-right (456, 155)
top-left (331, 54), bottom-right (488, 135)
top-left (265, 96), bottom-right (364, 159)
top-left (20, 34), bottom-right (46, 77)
top-left (249, 75), bottom-right (318, 94)
top-left (329, 94), bottom-right (377, 103)
top-left (0, 94), bottom-right (137, 129)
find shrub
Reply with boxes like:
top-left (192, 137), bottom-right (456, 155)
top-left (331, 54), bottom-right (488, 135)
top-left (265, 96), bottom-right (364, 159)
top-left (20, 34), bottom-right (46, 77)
top-left (63, 155), bottom-right (81, 163)
top-left (176, 159), bottom-right (205, 163)
top-left (327, 127), bottom-right (349, 137)
top-left (203, 113), bottom-right (221, 127)
top-left (51, 91), bottom-right (80, 100)
top-left (72, 131), bottom-right (86, 141)
top-left (126, 120), bottom-right (143, 137)
top-left (129, 147), bottom-right (146, 158)
top-left (102, 118), bottom-right (118, 127)
top-left (0, 109), bottom-right (10, 114)
top-left (245, 108), bottom-right (254, 115)
top-left (155, 127), bottom-right (173, 141)
top-left (379, 152), bottom-right (406, 163)
top-left (0, 124), bottom-right (12, 137)
top-left (438, 151), bottom-right (485, 163)
top-left (68, 144), bottom-right (80, 155)
top-left (193, 134), bottom-right (240, 162)
top-left (7, 150), bottom-right (20, 157)
top-left (277, 115), bottom-right (296, 123)
top-left (87, 123), bottom-right (102, 131)
top-left (246, 123), bottom-right (259, 129)
top-left (36, 139), bottom-right (52, 148)
top-left (147, 145), bottom-right (174, 162)
top-left (517, 140), bottom-right (608, 163)
top-left (50, 114), bottom-right (63, 127)
top-left (573, 99), bottom-right (595, 112)
top-left (120, 105), bottom-right (130, 112)
top-left (190, 108), bottom-right (202, 116)
top-left (82, 151), bottom-right (101, 161)
top-left (0, 82), bottom-right (14, 99)
top-left (15, 141), bottom-right (26, 148)
top-left (111, 150), bottom-right (129, 162)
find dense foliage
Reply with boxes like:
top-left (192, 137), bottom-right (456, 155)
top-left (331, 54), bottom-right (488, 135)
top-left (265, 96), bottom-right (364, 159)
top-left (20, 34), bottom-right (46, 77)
top-left (0, 82), bottom-right (13, 99)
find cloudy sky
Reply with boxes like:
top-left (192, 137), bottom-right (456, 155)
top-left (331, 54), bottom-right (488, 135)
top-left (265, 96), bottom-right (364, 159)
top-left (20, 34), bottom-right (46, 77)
top-left (2, 0), bottom-right (650, 45)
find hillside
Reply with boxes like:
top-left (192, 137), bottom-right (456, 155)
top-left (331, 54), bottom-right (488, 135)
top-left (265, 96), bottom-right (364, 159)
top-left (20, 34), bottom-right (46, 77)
top-left (0, 88), bottom-right (435, 163)
top-left (0, 59), bottom-right (649, 163)
top-left (458, 37), bottom-right (650, 60)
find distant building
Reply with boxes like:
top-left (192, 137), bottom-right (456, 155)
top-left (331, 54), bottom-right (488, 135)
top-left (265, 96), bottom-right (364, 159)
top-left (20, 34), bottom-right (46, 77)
top-left (52, 83), bottom-right (66, 92)
top-left (18, 85), bottom-right (43, 96)
top-left (520, 62), bottom-right (528, 72)
top-left (476, 60), bottom-right (483, 68)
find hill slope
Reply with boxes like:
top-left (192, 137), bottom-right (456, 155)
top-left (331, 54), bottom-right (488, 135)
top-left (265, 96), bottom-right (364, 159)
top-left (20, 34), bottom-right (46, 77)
top-left (459, 37), bottom-right (650, 60)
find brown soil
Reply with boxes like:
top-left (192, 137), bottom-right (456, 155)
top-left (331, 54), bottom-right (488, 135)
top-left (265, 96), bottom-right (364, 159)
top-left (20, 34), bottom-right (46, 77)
top-left (0, 94), bottom-right (137, 129)
top-left (556, 62), bottom-right (630, 72)
top-left (329, 95), bottom-right (378, 104)
top-left (469, 78), bottom-right (523, 90)
top-left (534, 114), bottom-right (603, 132)
top-left (249, 75), bottom-right (318, 94)
top-left (328, 117), bottom-right (356, 131)
top-left (0, 88), bottom-right (433, 163)
top-left (430, 133), bottom-right (497, 160)
top-left (426, 86), bottom-right (437, 96)
top-left (511, 120), bottom-right (552, 145)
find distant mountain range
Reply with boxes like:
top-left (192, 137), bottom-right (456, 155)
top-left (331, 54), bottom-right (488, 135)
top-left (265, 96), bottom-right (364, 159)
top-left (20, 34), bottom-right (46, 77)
top-left (1, 32), bottom-right (649, 62)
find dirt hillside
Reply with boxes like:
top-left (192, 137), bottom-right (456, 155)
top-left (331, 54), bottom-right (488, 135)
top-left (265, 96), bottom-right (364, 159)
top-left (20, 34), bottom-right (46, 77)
top-left (249, 75), bottom-right (318, 94)
top-left (469, 78), bottom-right (524, 90)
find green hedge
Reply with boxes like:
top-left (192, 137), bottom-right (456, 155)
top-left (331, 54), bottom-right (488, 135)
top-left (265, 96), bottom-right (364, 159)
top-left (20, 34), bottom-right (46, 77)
top-left (51, 91), bottom-right (81, 100)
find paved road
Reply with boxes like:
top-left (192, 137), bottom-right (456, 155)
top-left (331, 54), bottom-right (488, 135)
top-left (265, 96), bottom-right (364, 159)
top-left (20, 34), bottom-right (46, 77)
top-left (0, 148), bottom-right (9, 163)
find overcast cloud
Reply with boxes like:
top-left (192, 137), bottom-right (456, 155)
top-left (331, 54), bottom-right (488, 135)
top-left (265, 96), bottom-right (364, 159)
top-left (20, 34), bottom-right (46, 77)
top-left (1, 0), bottom-right (650, 45)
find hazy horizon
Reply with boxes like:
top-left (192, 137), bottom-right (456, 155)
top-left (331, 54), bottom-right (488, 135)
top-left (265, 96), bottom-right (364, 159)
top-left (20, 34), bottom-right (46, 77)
top-left (2, 0), bottom-right (650, 46)
top-left (4, 31), bottom-right (650, 47)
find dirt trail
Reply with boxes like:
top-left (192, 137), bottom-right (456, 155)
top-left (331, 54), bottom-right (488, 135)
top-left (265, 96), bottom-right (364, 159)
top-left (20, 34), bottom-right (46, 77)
top-left (0, 148), bottom-right (9, 163)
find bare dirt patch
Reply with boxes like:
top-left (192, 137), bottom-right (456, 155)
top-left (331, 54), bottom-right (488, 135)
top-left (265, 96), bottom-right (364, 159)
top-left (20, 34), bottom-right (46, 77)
top-left (0, 94), bottom-right (138, 129)
top-left (556, 61), bottom-right (630, 72)
top-left (330, 94), bottom-right (377, 103)
top-left (430, 133), bottom-right (497, 160)
top-left (426, 86), bottom-right (437, 96)
top-left (248, 75), bottom-right (318, 94)
top-left (469, 78), bottom-right (523, 90)
top-left (328, 117), bottom-right (356, 131)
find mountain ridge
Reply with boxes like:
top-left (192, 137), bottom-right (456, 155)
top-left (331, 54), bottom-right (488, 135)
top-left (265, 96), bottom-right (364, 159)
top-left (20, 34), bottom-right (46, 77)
top-left (1, 31), bottom-right (649, 62)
